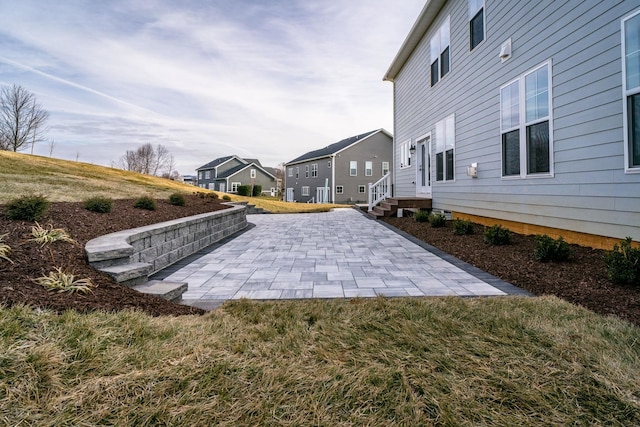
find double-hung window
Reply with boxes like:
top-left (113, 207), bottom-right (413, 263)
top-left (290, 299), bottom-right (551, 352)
top-left (349, 161), bottom-right (357, 176)
top-left (400, 140), bottom-right (411, 168)
top-left (623, 10), bottom-right (640, 172)
top-left (435, 115), bottom-right (455, 181)
top-left (469, 0), bottom-right (485, 50)
top-left (250, 169), bottom-right (256, 179)
top-left (311, 163), bottom-right (318, 177)
top-left (204, 171), bottom-right (211, 179)
top-left (287, 168), bottom-right (293, 177)
top-left (430, 16), bottom-right (450, 86)
top-left (382, 161), bottom-right (390, 175)
top-left (301, 186), bottom-right (310, 196)
top-left (500, 61), bottom-right (553, 177)
top-left (305, 165), bottom-right (309, 178)
top-left (295, 167), bottom-right (299, 178)
top-left (365, 161), bottom-right (373, 176)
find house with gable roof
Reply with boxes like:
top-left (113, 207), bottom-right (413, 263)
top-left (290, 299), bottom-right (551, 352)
top-left (380, 0), bottom-right (640, 248)
top-left (284, 129), bottom-right (393, 204)
top-left (196, 155), bottom-right (277, 195)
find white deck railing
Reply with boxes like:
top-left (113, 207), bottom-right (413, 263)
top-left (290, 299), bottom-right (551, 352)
top-left (368, 172), bottom-right (391, 212)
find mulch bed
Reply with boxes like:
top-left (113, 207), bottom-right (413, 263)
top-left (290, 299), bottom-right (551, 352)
top-left (0, 195), bottom-right (229, 316)
top-left (383, 217), bottom-right (640, 326)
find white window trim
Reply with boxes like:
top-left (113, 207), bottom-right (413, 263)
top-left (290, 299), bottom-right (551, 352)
top-left (295, 167), bottom-right (299, 178)
top-left (622, 9), bottom-right (640, 173)
top-left (311, 163), bottom-right (318, 177)
top-left (204, 171), bottom-right (211, 179)
top-left (469, 0), bottom-right (486, 51)
top-left (500, 59), bottom-right (554, 179)
top-left (288, 167), bottom-right (293, 177)
top-left (349, 161), bottom-right (357, 176)
top-left (382, 161), bottom-right (390, 175)
top-left (365, 161), bottom-right (373, 176)
top-left (358, 185), bottom-right (366, 193)
top-left (305, 165), bottom-right (309, 178)
top-left (336, 185), bottom-right (344, 194)
top-left (250, 169), bottom-right (256, 179)
top-left (301, 186), bottom-right (310, 196)
top-left (435, 114), bottom-right (456, 182)
top-left (430, 15), bottom-right (451, 85)
top-left (231, 182), bottom-right (241, 192)
top-left (400, 139), bottom-right (412, 169)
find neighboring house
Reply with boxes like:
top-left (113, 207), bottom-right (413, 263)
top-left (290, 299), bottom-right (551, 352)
top-left (284, 129), bottom-right (393, 204)
top-left (180, 175), bottom-right (197, 185)
top-left (196, 155), bottom-right (277, 195)
top-left (382, 0), bottom-right (640, 248)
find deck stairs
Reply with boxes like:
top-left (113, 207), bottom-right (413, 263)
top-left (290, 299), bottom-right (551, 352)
top-left (368, 197), bottom-right (432, 219)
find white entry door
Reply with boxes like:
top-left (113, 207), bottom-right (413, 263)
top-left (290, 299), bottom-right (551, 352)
top-left (416, 134), bottom-right (432, 197)
top-left (219, 183), bottom-right (225, 193)
top-left (286, 188), bottom-right (294, 202)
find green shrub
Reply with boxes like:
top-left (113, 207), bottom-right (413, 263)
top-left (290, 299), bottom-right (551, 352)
top-left (208, 192), bottom-right (219, 200)
top-left (604, 237), bottom-right (640, 285)
top-left (453, 219), bottom-right (474, 235)
top-left (414, 210), bottom-right (430, 223)
top-left (168, 193), bottom-right (186, 206)
top-left (5, 194), bottom-right (50, 221)
top-left (83, 196), bottom-right (113, 213)
top-left (237, 185), bottom-right (251, 197)
top-left (534, 234), bottom-right (571, 262)
top-left (428, 213), bottom-right (447, 228)
top-left (484, 224), bottom-right (511, 245)
top-left (133, 196), bottom-right (157, 211)
top-left (252, 185), bottom-right (263, 197)
top-left (222, 195), bottom-right (231, 201)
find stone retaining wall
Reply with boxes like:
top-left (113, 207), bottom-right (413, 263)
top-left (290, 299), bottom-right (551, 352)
top-left (85, 204), bottom-right (247, 286)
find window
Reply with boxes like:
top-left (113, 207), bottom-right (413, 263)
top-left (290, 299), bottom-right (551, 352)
top-left (311, 163), bottom-right (318, 177)
top-left (328, 160), bottom-right (332, 168)
top-left (358, 185), bottom-right (366, 193)
top-left (435, 114), bottom-right (455, 181)
top-left (336, 185), bottom-right (344, 194)
top-left (250, 169), bottom-right (256, 179)
top-left (400, 140), bottom-right (411, 168)
top-left (349, 161), bottom-right (357, 176)
top-left (288, 167), bottom-right (293, 177)
top-left (231, 182), bottom-right (241, 192)
top-left (301, 186), bottom-right (310, 196)
top-left (382, 161), bottom-right (390, 175)
top-left (469, 0), bottom-right (485, 50)
top-left (198, 171), bottom-right (203, 180)
top-left (365, 161), bottom-right (373, 176)
top-left (305, 165), bottom-right (309, 178)
top-left (204, 171), bottom-right (211, 179)
top-left (500, 61), bottom-right (553, 177)
top-left (295, 167), bottom-right (299, 178)
top-left (623, 10), bottom-right (640, 171)
top-left (430, 16), bottom-right (450, 86)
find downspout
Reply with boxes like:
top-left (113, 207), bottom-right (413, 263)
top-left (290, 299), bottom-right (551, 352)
top-left (331, 154), bottom-right (336, 203)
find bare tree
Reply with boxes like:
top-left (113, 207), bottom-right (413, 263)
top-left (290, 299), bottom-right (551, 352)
top-left (0, 84), bottom-right (49, 152)
top-left (116, 143), bottom-right (175, 176)
top-left (48, 137), bottom-right (56, 157)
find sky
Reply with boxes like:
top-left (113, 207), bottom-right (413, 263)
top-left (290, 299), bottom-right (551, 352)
top-left (0, 0), bottom-right (425, 175)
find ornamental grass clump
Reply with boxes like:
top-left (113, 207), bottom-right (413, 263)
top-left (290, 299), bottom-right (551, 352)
top-left (134, 196), bottom-right (157, 211)
top-left (5, 194), bottom-right (50, 221)
top-left (35, 267), bottom-right (95, 293)
top-left (484, 224), bottom-right (511, 245)
top-left (604, 237), bottom-right (640, 285)
top-left (534, 234), bottom-right (571, 263)
top-left (0, 233), bottom-right (13, 264)
top-left (30, 222), bottom-right (76, 247)
top-left (84, 196), bottom-right (113, 213)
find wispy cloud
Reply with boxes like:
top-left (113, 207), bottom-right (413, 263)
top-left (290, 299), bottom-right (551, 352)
top-left (0, 0), bottom-right (424, 172)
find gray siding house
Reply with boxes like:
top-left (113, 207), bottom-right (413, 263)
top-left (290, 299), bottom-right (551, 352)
top-left (383, 0), bottom-right (640, 247)
top-left (196, 155), bottom-right (277, 195)
top-left (284, 129), bottom-right (393, 204)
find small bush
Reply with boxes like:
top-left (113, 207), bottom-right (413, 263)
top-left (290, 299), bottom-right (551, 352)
top-left (0, 233), bottom-right (13, 264)
top-left (414, 210), bottom-right (430, 223)
top-left (604, 237), bottom-right (640, 285)
top-left (5, 194), bottom-right (50, 221)
top-left (30, 222), bottom-right (76, 247)
top-left (222, 195), bottom-right (231, 201)
top-left (484, 224), bottom-right (511, 245)
top-left (237, 185), bottom-right (252, 197)
top-left (429, 213), bottom-right (447, 228)
top-left (534, 234), bottom-right (571, 262)
top-left (134, 196), bottom-right (157, 211)
top-left (34, 267), bottom-right (95, 293)
top-left (252, 185), bottom-right (263, 197)
top-left (84, 196), bottom-right (113, 213)
top-left (169, 193), bottom-right (186, 206)
top-left (208, 192), bottom-right (219, 200)
top-left (453, 219), bottom-right (474, 235)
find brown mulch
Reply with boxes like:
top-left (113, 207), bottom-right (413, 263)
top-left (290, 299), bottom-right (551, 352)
top-left (383, 217), bottom-right (640, 326)
top-left (0, 195), bottom-right (229, 317)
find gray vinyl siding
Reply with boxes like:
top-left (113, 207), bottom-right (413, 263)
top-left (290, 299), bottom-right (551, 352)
top-left (392, 0), bottom-right (640, 240)
top-left (227, 168), bottom-right (275, 193)
top-left (284, 157), bottom-right (333, 203)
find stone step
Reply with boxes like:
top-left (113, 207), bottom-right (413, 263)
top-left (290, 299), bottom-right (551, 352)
top-left (100, 262), bottom-right (152, 287)
top-left (132, 280), bottom-right (188, 302)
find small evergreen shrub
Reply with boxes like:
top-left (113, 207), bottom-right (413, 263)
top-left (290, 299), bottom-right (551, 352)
top-left (237, 185), bottom-right (252, 197)
top-left (84, 196), bottom-right (113, 213)
top-left (428, 213), bottom-right (447, 228)
top-left (604, 237), bottom-right (640, 285)
top-left (453, 219), bottom-right (474, 235)
top-left (5, 194), bottom-right (50, 221)
top-left (168, 193), bottom-right (186, 206)
top-left (222, 195), bottom-right (231, 201)
top-left (252, 185), bottom-right (263, 197)
top-left (534, 234), bottom-right (571, 262)
top-left (484, 224), bottom-right (511, 245)
top-left (133, 196), bottom-right (157, 211)
top-left (414, 210), bottom-right (430, 223)
top-left (208, 192), bottom-right (219, 200)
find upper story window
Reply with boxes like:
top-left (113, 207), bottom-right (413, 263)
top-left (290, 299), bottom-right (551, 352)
top-left (500, 61), bottom-right (553, 178)
top-left (430, 16), bottom-right (450, 86)
top-left (623, 9), bottom-right (640, 172)
top-left (382, 161), bottom-right (390, 175)
top-left (400, 140), bottom-right (411, 168)
top-left (469, 0), bottom-right (485, 50)
top-left (349, 161), bottom-right (357, 176)
top-left (311, 163), bottom-right (318, 177)
top-left (365, 161), bottom-right (373, 176)
top-left (198, 171), bottom-right (203, 180)
top-left (204, 170), bottom-right (211, 179)
top-left (295, 167), bottom-right (299, 178)
top-left (305, 165), bottom-right (309, 178)
top-left (328, 160), bottom-right (332, 168)
top-left (435, 114), bottom-right (455, 181)
top-left (288, 167), bottom-right (293, 177)
top-left (250, 169), bottom-right (256, 179)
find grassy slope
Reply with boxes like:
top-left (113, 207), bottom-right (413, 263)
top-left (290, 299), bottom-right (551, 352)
top-left (1, 151), bottom-right (639, 425)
